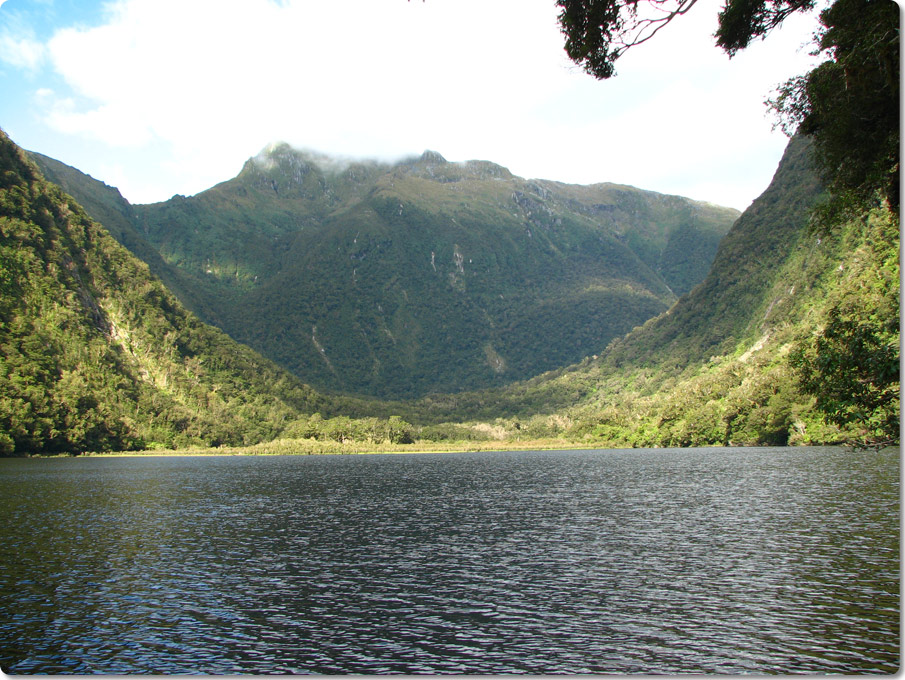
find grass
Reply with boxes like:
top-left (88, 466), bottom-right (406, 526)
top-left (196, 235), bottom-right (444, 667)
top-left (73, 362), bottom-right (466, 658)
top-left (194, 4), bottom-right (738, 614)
top-left (77, 436), bottom-right (593, 457)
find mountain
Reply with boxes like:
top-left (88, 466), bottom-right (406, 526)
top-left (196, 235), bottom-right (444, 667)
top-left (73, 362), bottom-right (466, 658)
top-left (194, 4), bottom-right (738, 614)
top-left (8, 129), bottom-right (895, 452)
top-left (31, 144), bottom-right (739, 399)
top-left (412, 136), bottom-right (899, 447)
top-left (600, 134), bottom-right (825, 372)
top-left (573, 136), bottom-right (898, 447)
top-left (0, 129), bottom-right (344, 455)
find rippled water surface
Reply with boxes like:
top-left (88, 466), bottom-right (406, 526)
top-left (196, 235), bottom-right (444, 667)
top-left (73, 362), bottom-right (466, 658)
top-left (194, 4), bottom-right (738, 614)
top-left (0, 447), bottom-right (899, 674)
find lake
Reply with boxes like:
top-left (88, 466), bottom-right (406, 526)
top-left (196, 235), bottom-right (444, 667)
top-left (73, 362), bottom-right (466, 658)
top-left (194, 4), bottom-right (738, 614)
top-left (0, 446), bottom-right (898, 674)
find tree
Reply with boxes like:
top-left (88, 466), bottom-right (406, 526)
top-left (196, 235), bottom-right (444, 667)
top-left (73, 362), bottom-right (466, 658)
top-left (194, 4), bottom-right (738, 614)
top-left (556, 0), bottom-right (815, 79)
top-left (387, 415), bottom-right (415, 444)
top-left (716, 0), bottom-right (817, 54)
top-left (792, 301), bottom-right (899, 447)
top-left (558, 0), bottom-right (697, 79)
top-left (768, 0), bottom-right (899, 217)
top-left (790, 209), bottom-right (900, 447)
top-left (557, 0), bottom-right (899, 214)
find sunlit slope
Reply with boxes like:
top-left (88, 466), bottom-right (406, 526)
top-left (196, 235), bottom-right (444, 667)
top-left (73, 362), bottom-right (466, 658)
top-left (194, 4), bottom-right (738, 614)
top-left (601, 135), bottom-right (825, 372)
top-left (1, 131), bottom-right (334, 454)
top-left (28, 151), bottom-right (212, 319)
top-left (34, 143), bottom-right (739, 398)
top-left (415, 136), bottom-right (897, 445)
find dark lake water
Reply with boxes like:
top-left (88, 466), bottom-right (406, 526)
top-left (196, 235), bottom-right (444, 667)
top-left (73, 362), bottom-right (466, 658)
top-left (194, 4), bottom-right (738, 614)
top-left (0, 446), bottom-right (898, 674)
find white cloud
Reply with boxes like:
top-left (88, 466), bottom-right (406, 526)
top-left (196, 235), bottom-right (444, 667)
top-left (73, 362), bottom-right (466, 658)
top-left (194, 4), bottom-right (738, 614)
top-left (27, 0), bottom-right (822, 207)
top-left (36, 0), bottom-right (576, 198)
top-left (504, 0), bottom-right (821, 206)
top-left (45, 99), bottom-right (155, 147)
top-left (0, 31), bottom-right (46, 71)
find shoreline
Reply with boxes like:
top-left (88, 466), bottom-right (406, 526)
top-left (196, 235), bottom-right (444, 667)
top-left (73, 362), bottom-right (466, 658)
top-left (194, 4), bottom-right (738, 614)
top-left (19, 440), bottom-right (866, 459)
top-left (73, 437), bottom-right (593, 458)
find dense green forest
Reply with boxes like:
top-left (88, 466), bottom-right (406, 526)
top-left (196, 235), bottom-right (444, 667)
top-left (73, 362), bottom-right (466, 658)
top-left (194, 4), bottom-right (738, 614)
top-left (1, 126), bottom-right (898, 454)
top-left (0, 131), bottom-right (419, 455)
top-left (32, 145), bottom-right (737, 399)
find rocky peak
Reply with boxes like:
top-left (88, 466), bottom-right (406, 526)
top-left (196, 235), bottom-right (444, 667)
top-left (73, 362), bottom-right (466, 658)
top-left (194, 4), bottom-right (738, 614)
top-left (419, 150), bottom-right (447, 165)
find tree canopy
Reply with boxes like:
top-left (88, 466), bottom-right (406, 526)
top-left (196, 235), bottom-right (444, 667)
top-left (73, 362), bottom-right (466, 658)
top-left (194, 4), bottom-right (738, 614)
top-left (769, 0), bottom-right (899, 215)
top-left (557, 0), bottom-right (899, 213)
top-left (556, 0), bottom-right (816, 79)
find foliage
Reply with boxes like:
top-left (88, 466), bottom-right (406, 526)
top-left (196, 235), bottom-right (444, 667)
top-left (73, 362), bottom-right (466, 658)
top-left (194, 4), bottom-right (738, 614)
top-left (0, 129), bottom-right (338, 455)
top-left (290, 414), bottom-right (416, 445)
top-left (790, 209), bottom-right (899, 446)
top-left (596, 136), bottom-right (824, 371)
top-left (715, 0), bottom-right (816, 55)
top-left (768, 0), bottom-right (899, 218)
top-left (7, 0), bottom-right (899, 455)
top-left (765, 0), bottom-right (900, 445)
top-left (389, 134), bottom-right (896, 450)
top-left (557, 0), bottom-right (899, 217)
top-left (556, 0), bottom-right (816, 79)
top-left (4, 126), bottom-right (898, 453)
top-left (558, 0), bottom-right (698, 79)
top-left (554, 0), bottom-right (899, 452)
top-left (28, 152), bottom-right (210, 314)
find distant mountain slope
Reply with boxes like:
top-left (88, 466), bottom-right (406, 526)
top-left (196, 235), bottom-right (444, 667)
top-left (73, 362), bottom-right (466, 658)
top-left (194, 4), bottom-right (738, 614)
top-left (415, 136), bottom-right (897, 445)
top-left (1, 130), bottom-right (334, 454)
top-left (570, 134), bottom-right (898, 447)
top-left (33, 144), bottom-right (739, 398)
top-left (602, 135), bottom-right (825, 371)
top-left (28, 152), bottom-right (215, 322)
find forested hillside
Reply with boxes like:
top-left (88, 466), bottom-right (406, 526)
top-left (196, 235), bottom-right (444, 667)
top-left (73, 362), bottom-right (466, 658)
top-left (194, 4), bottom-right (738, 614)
top-left (404, 136), bottom-right (898, 448)
top-left (32, 145), bottom-right (738, 399)
top-left (393, 0), bottom-right (900, 449)
top-left (0, 130), bottom-right (342, 454)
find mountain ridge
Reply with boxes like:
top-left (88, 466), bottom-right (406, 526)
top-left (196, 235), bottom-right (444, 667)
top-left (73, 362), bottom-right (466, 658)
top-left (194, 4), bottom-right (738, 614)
top-left (32, 143), bottom-right (739, 399)
top-left (402, 135), bottom-right (897, 447)
top-left (7, 131), bottom-right (896, 452)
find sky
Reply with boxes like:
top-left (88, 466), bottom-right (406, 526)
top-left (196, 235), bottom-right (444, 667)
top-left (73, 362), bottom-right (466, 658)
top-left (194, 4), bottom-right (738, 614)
top-left (0, 0), bottom-right (823, 211)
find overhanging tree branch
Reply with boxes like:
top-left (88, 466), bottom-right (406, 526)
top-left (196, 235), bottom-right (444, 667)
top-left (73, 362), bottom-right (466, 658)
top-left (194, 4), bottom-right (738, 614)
top-left (616, 0), bottom-right (699, 49)
top-left (557, 0), bottom-right (701, 78)
top-left (558, 0), bottom-right (822, 78)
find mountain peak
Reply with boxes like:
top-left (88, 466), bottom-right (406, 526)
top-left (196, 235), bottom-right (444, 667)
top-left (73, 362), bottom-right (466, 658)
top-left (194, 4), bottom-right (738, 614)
top-left (249, 142), bottom-right (374, 177)
top-left (419, 150), bottom-right (447, 164)
top-left (252, 142), bottom-right (322, 170)
top-left (26, 135), bottom-right (740, 400)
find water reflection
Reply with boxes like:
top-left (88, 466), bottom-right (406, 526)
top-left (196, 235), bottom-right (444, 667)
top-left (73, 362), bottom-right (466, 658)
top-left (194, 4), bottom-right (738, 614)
top-left (0, 447), bottom-right (899, 673)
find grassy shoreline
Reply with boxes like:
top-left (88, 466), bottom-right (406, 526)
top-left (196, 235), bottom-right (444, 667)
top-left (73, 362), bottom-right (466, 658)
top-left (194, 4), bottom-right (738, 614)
top-left (24, 439), bottom-right (870, 459)
top-left (73, 437), bottom-right (591, 457)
